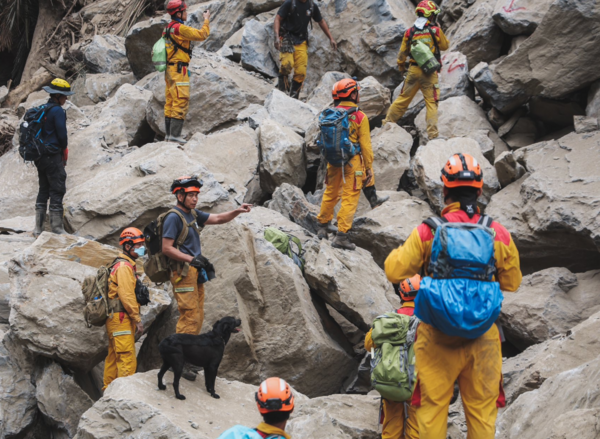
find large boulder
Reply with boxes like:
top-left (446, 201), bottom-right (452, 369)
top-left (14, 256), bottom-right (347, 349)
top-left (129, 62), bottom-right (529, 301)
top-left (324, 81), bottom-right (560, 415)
top-left (500, 267), bottom-right (600, 349)
top-left (145, 50), bottom-right (272, 138)
top-left (83, 35), bottom-right (130, 74)
top-left (70, 72), bottom-right (137, 107)
top-left (587, 80), bottom-right (600, 119)
top-left (241, 19), bottom-right (278, 78)
top-left (485, 131), bottom-right (600, 274)
top-left (306, 71), bottom-right (350, 111)
top-left (357, 76), bottom-right (391, 120)
top-left (412, 137), bottom-right (499, 211)
top-left (472, 0), bottom-right (600, 114)
top-left (494, 150), bottom-right (526, 188)
top-left (263, 90), bottom-right (318, 136)
top-left (349, 192), bottom-right (434, 267)
top-left (0, 236), bottom-right (35, 323)
top-left (258, 119), bottom-right (307, 194)
top-left (492, 0), bottom-right (553, 35)
top-left (415, 96), bottom-right (508, 161)
top-left (370, 124), bottom-right (413, 191)
top-left (267, 183), bottom-right (320, 234)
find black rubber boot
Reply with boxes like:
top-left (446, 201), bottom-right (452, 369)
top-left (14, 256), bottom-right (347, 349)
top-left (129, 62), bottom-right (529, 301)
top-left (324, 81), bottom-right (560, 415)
top-left (277, 75), bottom-right (289, 93)
top-left (169, 118), bottom-right (186, 144)
top-left (289, 80), bottom-right (303, 99)
top-left (34, 205), bottom-right (46, 237)
top-left (164, 117), bottom-right (172, 141)
top-left (49, 207), bottom-right (66, 234)
top-left (363, 185), bottom-right (390, 209)
top-left (332, 232), bottom-right (356, 250)
top-left (317, 222), bottom-right (329, 240)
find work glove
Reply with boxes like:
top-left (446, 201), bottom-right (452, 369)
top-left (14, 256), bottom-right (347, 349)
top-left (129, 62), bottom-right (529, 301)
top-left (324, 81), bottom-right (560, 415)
top-left (205, 262), bottom-right (216, 281)
top-left (190, 255), bottom-right (210, 270)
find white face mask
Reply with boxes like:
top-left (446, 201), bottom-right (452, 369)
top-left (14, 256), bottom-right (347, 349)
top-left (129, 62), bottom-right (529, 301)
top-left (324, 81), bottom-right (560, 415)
top-left (133, 246), bottom-right (146, 257)
top-left (415, 16), bottom-right (429, 30)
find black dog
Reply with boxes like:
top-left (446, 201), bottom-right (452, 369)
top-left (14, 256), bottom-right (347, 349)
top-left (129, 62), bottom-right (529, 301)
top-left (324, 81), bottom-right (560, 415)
top-left (157, 316), bottom-right (241, 400)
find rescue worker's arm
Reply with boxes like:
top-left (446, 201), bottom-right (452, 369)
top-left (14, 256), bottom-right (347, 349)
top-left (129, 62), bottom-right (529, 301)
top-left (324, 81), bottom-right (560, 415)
top-left (115, 264), bottom-right (141, 324)
top-left (436, 27), bottom-right (450, 51)
top-left (274, 15), bottom-right (283, 50)
top-left (204, 204), bottom-right (252, 225)
top-left (385, 228), bottom-right (426, 284)
top-left (179, 20), bottom-right (210, 42)
top-left (364, 328), bottom-right (375, 351)
top-left (162, 238), bottom-right (193, 263)
top-left (494, 229), bottom-right (522, 292)
top-left (53, 107), bottom-right (68, 149)
top-left (317, 19), bottom-right (337, 50)
top-left (397, 32), bottom-right (410, 72)
top-left (357, 114), bottom-right (374, 182)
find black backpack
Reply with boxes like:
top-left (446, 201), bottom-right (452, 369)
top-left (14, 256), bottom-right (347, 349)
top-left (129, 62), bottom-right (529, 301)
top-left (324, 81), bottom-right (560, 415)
top-left (19, 103), bottom-right (59, 162)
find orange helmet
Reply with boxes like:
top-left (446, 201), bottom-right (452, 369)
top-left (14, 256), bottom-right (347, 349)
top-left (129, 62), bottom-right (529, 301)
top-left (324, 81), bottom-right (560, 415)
top-left (332, 78), bottom-right (359, 100)
top-left (166, 0), bottom-right (187, 15)
top-left (399, 274), bottom-right (421, 301)
top-left (170, 175), bottom-right (203, 194)
top-left (255, 377), bottom-right (295, 414)
top-left (119, 227), bottom-right (145, 246)
top-left (416, 1), bottom-right (440, 17)
top-left (441, 153), bottom-right (483, 189)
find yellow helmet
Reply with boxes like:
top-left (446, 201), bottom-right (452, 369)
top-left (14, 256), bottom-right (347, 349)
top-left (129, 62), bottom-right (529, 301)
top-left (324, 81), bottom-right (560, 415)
top-left (42, 78), bottom-right (74, 96)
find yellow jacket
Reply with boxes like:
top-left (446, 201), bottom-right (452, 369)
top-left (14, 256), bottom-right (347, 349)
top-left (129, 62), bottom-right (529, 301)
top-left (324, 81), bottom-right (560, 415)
top-left (337, 101), bottom-right (374, 171)
top-left (384, 203), bottom-right (522, 292)
top-left (164, 20), bottom-right (210, 64)
top-left (108, 253), bottom-right (141, 323)
top-left (256, 422), bottom-right (291, 439)
top-left (398, 24), bottom-right (449, 69)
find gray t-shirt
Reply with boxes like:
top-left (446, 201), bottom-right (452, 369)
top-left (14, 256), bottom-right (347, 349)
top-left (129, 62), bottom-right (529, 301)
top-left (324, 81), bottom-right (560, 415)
top-left (162, 207), bottom-right (210, 258)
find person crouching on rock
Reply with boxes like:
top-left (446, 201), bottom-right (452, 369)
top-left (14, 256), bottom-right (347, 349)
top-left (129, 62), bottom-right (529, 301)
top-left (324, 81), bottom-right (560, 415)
top-left (102, 228), bottom-right (146, 391)
top-left (217, 377), bottom-right (294, 439)
top-left (163, 0), bottom-right (210, 144)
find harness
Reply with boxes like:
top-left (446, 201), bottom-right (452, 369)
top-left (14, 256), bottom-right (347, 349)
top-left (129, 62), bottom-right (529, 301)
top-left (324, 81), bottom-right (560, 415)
top-left (108, 258), bottom-right (137, 313)
top-left (167, 208), bottom-right (203, 281)
top-left (165, 21), bottom-right (193, 65)
top-left (407, 25), bottom-right (441, 64)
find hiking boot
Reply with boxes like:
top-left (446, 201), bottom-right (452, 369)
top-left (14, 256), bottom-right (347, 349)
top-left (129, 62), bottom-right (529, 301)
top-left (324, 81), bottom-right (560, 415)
top-left (164, 117), bottom-right (172, 141)
top-left (317, 221), bottom-right (329, 240)
top-left (49, 208), bottom-right (66, 234)
top-left (169, 118), bottom-right (186, 144)
top-left (34, 205), bottom-right (46, 237)
top-left (363, 185), bottom-right (389, 209)
top-left (289, 80), bottom-right (303, 99)
top-left (332, 232), bottom-right (355, 250)
top-left (277, 75), bottom-right (289, 93)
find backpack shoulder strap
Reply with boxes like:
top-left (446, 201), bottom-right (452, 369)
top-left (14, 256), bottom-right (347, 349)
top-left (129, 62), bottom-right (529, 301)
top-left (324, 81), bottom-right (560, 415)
top-left (110, 257), bottom-right (134, 275)
top-left (428, 26), bottom-right (441, 61)
top-left (164, 209), bottom-right (192, 250)
top-left (408, 26), bottom-right (416, 46)
top-left (423, 216), bottom-right (447, 232)
top-left (165, 22), bottom-right (193, 59)
top-left (477, 215), bottom-right (494, 228)
top-left (288, 234), bottom-right (303, 255)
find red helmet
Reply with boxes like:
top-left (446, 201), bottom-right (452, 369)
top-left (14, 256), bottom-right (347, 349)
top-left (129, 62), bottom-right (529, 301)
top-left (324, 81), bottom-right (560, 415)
top-left (119, 227), bottom-right (145, 246)
top-left (332, 78), bottom-right (360, 100)
top-left (416, 1), bottom-right (440, 17)
top-left (255, 377), bottom-right (295, 414)
top-left (399, 274), bottom-right (421, 301)
top-left (167, 0), bottom-right (187, 16)
top-left (441, 153), bottom-right (484, 189)
top-left (171, 175), bottom-right (203, 194)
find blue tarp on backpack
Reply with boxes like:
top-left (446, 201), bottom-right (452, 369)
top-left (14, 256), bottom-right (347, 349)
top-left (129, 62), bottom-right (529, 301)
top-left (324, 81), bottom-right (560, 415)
top-left (316, 107), bottom-right (360, 167)
top-left (414, 217), bottom-right (504, 339)
top-left (217, 425), bottom-right (284, 439)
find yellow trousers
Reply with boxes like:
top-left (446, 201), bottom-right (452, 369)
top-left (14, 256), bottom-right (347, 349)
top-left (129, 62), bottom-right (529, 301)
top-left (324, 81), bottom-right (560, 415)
top-left (279, 41), bottom-right (308, 84)
top-left (382, 400), bottom-right (419, 439)
top-left (317, 154), bottom-right (363, 233)
top-left (103, 312), bottom-right (136, 391)
top-left (171, 266), bottom-right (205, 335)
top-left (385, 65), bottom-right (440, 139)
top-left (413, 323), bottom-right (504, 439)
top-left (164, 64), bottom-right (190, 120)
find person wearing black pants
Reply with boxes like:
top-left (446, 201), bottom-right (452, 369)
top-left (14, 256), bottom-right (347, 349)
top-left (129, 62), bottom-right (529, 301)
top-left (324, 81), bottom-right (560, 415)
top-left (34, 78), bottom-right (74, 236)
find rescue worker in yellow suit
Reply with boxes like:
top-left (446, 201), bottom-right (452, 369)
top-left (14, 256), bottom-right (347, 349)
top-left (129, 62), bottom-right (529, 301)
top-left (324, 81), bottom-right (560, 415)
top-left (316, 79), bottom-right (373, 250)
top-left (364, 275), bottom-right (422, 439)
top-left (384, 153), bottom-right (523, 438)
top-left (382, 1), bottom-right (449, 139)
top-left (163, 0), bottom-right (210, 144)
top-left (103, 227), bottom-right (146, 391)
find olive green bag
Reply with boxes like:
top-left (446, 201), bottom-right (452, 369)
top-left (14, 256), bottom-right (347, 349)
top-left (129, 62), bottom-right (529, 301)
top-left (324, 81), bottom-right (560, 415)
top-left (264, 227), bottom-right (305, 271)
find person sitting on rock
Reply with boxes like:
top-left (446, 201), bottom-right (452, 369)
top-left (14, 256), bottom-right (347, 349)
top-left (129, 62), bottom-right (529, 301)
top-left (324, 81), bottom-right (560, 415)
top-left (217, 377), bottom-right (294, 439)
top-left (34, 78), bottom-right (74, 237)
top-left (364, 274), bottom-right (421, 439)
top-left (382, 1), bottom-right (449, 139)
top-left (103, 228), bottom-right (146, 391)
top-left (163, 0), bottom-right (210, 144)
top-left (274, 0), bottom-right (337, 99)
top-left (316, 79), bottom-right (374, 250)
top-left (162, 176), bottom-right (252, 379)
top-left (384, 153), bottom-right (522, 438)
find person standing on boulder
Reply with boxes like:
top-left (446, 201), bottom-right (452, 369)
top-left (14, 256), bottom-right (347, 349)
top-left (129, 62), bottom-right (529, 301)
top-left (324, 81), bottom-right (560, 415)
top-left (217, 377), bottom-right (294, 439)
top-left (384, 153), bottom-right (522, 438)
top-left (316, 79), bottom-right (373, 250)
top-left (33, 78), bottom-right (74, 237)
top-left (103, 228), bottom-right (146, 391)
top-left (163, 0), bottom-right (210, 144)
top-left (382, 1), bottom-right (449, 139)
top-left (274, 0), bottom-right (337, 99)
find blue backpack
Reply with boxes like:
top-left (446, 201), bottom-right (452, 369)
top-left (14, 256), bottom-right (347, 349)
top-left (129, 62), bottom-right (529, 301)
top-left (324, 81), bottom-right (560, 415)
top-left (19, 103), bottom-right (59, 162)
top-left (316, 107), bottom-right (361, 167)
top-left (414, 215), bottom-right (504, 339)
top-left (217, 425), bottom-right (285, 439)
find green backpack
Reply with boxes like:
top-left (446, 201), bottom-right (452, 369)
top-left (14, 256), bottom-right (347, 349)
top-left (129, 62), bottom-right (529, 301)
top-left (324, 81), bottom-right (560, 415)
top-left (264, 227), bottom-right (305, 271)
top-left (408, 26), bottom-right (441, 75)
top-left (370, 312), bottom-right (419, 402)
top-left (152, 36), bottom-right (167, 72)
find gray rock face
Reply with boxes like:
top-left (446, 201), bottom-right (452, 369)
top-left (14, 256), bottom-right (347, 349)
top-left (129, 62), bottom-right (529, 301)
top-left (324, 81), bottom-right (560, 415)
top-left (71, 72), bottom-right (137, 107)
top-left (492, 0), bottom-right (553, 35)
top-left (264, 90), bottom-right (318, 135)
top-left (370, 124), bottom-right (413, 191)
top-left (349, 192), bottom-right (434, 267)
top-left (84, 35), bottom-right (129, 74)
top-left (494, 151), bottom-right (526, 188)
top-left (99, 84), bottom-right (153, 145)
top-left (357, 76), bottom-right (391, 120)
top-left (485, 131), bottom-right (600, 274)
top-left (259, 119), bottom-right (307, 194)
top-left (241, 19), bottom-right (278, 78)
top-left (587, 80), bottom-right (600, 119)
top-left (306, 71), bottom-right (350, 111)
top-left (413, 137), bottom-right (499, 212)
top-left (36, 361), bottom-right (94, 437)
top-left (500, 267), bottom-right (600, 349)
top-left (574, 115), bottom-right (599, 134)
top-left (267, 183), bottom-right (320, 234)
